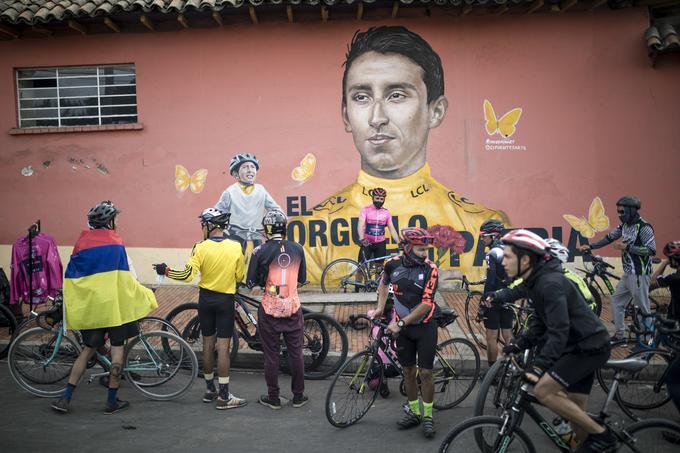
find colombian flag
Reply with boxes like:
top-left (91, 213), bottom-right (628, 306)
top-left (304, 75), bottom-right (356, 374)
top-left (64, 229), bottom-right (157, 330)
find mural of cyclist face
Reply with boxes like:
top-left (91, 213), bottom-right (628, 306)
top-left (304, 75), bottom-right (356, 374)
top-left (235, 161), bottom-right (258, 185)
top-left (342, 51), bottom-right (447, 179)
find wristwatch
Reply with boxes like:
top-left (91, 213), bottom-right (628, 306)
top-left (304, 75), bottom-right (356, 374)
top-left (397, 320), bottom-right (406, 328)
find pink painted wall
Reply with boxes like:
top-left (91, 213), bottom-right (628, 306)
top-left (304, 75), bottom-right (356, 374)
top-left (1, 8), bottom-right (678, 254)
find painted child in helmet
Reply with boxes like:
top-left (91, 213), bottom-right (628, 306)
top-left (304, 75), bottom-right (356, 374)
top-left (215, 153), bottom-right (282, 252)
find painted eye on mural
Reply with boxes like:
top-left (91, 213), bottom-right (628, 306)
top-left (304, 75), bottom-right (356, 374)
top-left (483, 99), bottom-right (523, 138)
top-left (291, 153), bottom-right (316, 184)
top-left (175, 165), bottom-right (208, 194)
top-left (563, 196), bottom-right (610, 239)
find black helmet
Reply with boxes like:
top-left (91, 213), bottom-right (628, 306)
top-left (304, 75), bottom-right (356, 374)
top-left (88, 200), bottom-right (120, 229)
top-left (229, 153), bottom-right (260, 175)
top-left (616, 196), bottom-right (641, 209)
top-left (479, 219), bottom-right (504, 236)
top-left (262, 209), bottom-right (287, 236)
top-left (198, 208), bottom-right (230, 228)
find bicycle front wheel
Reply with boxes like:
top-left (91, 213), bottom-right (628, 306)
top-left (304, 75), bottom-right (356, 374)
top-left (473, 358), bottom-right (510, 417)
top-left (587, 284), bottom-right (603, 318)
top-left (432, 338), bottom-right (480, 409)
top-left (124, 331), bottom-right (198, 401)
top-left (8, 327), bottom-right (81, 398)
top-left (325, 350), bottom-right (382, 428)
top-left (439, 416), bottom-right (536, 453)
top-left (321, 259), bottom-right (369, 293)
top-left (620, 418), bottom-right (680, 453)
top-left (300, 312), bottom-right (348, 380)
top-left (464, 291), bottom-right (487, 351)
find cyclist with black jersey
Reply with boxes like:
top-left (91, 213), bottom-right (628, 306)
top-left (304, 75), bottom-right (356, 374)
top-left (499, 229), bottom-right (613, 452)
top-left (372, 227), bottom-right (439, 439)
top-left (479, 219), bottom-right (511, 369)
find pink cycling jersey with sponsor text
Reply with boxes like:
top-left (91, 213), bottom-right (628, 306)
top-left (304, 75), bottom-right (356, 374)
top-left (360, 205), bottom-right (392, 244)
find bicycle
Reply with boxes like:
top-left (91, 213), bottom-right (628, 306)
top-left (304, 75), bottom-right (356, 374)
top-left (440, 352), bottom-right (680, 453)
top-left (165, 288), bottom-right (348, 380)
top-left (577, 251), bottom-right (659, 328)
top-left (454, 276), bottom-right (530, 351)
top-left (320, 252), bottom-right (398, 293)
top-left (0, 303), bottom-right (18, 359)
top-left (325, 309), bottom-right (480, 428)
top-left (595, 314), bottom-right (678, 421)
top-left (8, 301), bottom-right (197, 401)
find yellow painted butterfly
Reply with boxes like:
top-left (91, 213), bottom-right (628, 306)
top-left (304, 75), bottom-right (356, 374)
top-left (484, 99), bottom-right (523, 138)
top-left (563, 197), bottom-right (610, 239)
top-left (175, 165), bottom-right (208, 194)
top-left (291, 153), bottom-right (316, 184)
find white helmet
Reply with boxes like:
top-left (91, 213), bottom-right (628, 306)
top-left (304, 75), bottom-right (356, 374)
top-left (198, 208), bottom-right (230, 228)
top-left (545, 238), bottom-right (570, 264)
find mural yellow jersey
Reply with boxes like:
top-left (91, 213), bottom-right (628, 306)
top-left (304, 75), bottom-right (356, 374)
top-left (288, 163), bottom-right (509, 285)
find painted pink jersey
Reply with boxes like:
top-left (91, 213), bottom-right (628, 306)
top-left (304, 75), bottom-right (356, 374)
top-left (360, 205), bottom-right (392, 244)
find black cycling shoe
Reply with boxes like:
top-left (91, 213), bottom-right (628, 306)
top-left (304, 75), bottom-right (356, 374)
top-left (576, 427), bottom-right (618, 453)
top-left (422, 416), bottom-right (436, 438)
top-left (397, 408), bottom-right (422, 430)
top-left (379, 382), bottom-right (390, 398)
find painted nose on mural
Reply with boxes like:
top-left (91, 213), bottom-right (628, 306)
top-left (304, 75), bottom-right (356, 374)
top-left (368, 101), bottom-right (389, 131)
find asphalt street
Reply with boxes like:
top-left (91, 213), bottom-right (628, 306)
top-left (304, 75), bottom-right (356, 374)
top-left (0, 362), bottom-right (677, 453)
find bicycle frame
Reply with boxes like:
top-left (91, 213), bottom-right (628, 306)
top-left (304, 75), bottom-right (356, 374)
top-left (498, 356), bottom-right (649, 453)
top-left (35, 323), bottom-right (175, 382)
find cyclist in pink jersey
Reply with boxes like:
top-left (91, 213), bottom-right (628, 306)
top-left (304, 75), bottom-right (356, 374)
top-left (358, 188), bottom-right (400, 269)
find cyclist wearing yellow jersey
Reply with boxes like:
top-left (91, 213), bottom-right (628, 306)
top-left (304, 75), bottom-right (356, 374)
top-left (288, 26), bottom-right (507, 285)
top-left (154, 208), bottom-right (246, 410)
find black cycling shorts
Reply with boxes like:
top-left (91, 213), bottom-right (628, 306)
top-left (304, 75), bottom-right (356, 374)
top-left (548, 346), bottom-right (611, 394)
top-left (483, 305), bottom-right (514, 330)
top-left (81, 321), bottom-right (139, 348)
top-left (396, 321), bottom-right (438, 370)
top-left (198, 287), bottom-right (235, 339)
top-left (358, 240), bottom-right (387, 264)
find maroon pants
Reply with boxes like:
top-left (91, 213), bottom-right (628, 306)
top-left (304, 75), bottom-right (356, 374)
top-left (257, 306), bottom-right (305, 399)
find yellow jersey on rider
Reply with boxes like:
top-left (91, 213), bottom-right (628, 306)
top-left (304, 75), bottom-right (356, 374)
top-left (288, 163), bottom-right (508, 285)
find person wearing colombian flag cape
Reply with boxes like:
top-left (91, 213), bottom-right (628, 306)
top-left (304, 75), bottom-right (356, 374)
top-left (289, 26), bottom-right (508, 284)
top-left (51, 201), bottom-right (157, 414)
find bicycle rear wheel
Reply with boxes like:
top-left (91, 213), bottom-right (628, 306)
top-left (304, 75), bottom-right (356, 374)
top-left (464, 291), bottom-right (487, 351)
top-left (432, 338), bottom-right (480, 409)
top-left (138, 316), bottom-right (180, 337)
top-left (325, 350), bottom-right (382, 428)
top-left (281, 312), bottom-right (348, 380)
top-left (181, 316), bottom-right (239, 366)
top-left (8, 327), bottom-right (81, 397)
top-left (614, 348), bottom-right (671, 410)
top-left (620, 419), bottom-right (680, 453)
top-left (439, 416), bottom-right (536, 453)
top-left (321, 259), bottom-right (369, 293)
top-left (124, 330), bottom-right (198, 401)
top-left (0, 304), bottom-right (18, 359)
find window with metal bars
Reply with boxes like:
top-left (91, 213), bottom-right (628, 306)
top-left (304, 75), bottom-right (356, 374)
top-left (15, 64), bottom-right (137, 128)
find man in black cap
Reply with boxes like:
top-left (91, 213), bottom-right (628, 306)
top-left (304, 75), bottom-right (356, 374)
top-left (580, 196), bottom-right (656, 341)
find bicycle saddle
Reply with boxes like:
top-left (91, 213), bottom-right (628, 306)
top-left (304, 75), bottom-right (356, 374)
top-left (602, 358), bottom-right (648, 373)
top-left (437, 308), bottom-right (458, 328)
